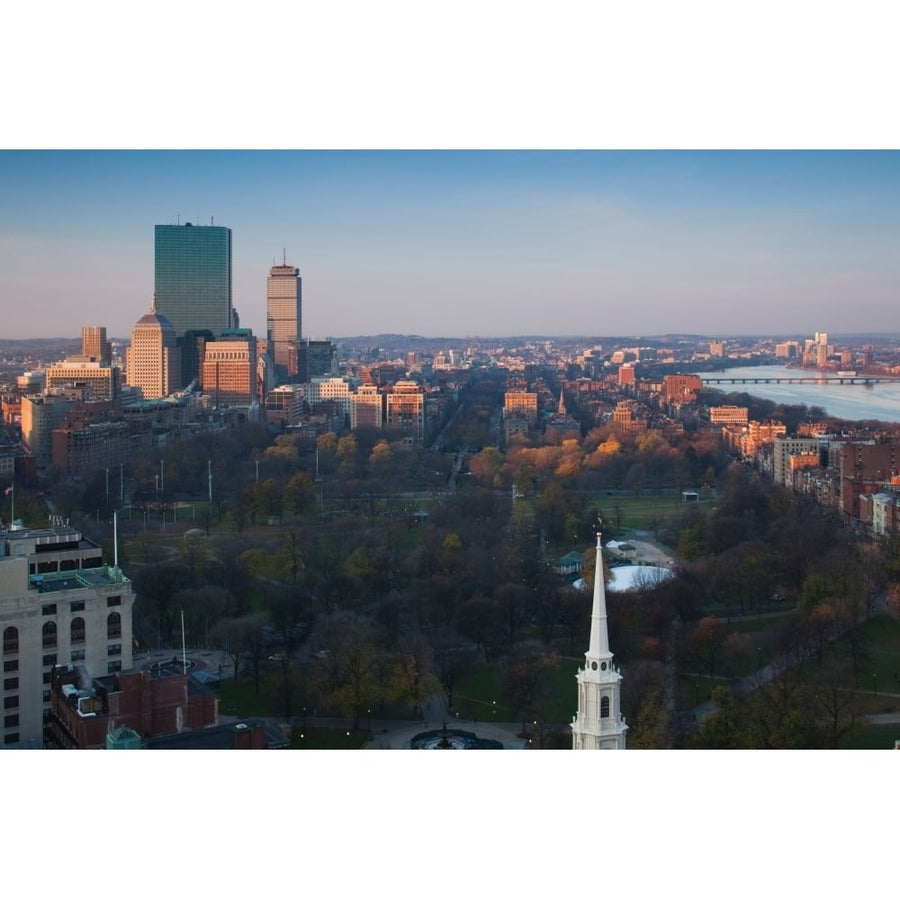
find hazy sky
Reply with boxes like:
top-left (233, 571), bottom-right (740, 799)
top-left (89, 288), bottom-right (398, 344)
top-left (2, 149), bottom-right (899, 341)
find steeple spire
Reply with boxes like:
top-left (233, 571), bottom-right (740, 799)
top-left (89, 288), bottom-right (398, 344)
top-left (571, 528), bottom-right (627, 749)
top-left (587, 532), bottom-right (611, 662)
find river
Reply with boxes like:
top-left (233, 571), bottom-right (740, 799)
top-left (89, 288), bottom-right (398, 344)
top-left (696, 364), bottom-right (900, 423)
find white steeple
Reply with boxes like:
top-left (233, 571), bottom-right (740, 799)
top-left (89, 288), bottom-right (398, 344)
top-left (571, 531), bottom-right (627, 749)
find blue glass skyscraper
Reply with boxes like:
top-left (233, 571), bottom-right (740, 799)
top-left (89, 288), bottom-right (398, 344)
top-left (154, 222), bottom-right (233, 340)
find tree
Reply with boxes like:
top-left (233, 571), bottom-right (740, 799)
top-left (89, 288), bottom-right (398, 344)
top-left (502, 640), bottom-right (557, 718)
top-left (310, 611), bottom-right (382, 729)
top-left (385, 632), bottom-right (441, 715)
top-left (210, 614), bottom-right (266, 685)
top-left (621, 660), bottom-right (672, 749)
top-left (455, 594), bottom-right (503, 659)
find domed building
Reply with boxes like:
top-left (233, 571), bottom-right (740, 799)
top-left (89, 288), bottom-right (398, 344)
top-left (125, 300), bottom-right (181, 400)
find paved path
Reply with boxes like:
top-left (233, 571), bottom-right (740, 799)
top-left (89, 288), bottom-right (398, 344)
top-left (364, 692), bottom-right (527, 749)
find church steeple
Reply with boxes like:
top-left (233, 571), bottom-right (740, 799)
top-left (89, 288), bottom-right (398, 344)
top-left (571, 531), bottom-right (628, 749)
top-left (558, 388), bottom-right (567, 416)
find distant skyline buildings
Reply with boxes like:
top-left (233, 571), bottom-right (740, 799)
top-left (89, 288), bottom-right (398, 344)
top-left (3, 151), bottom-right (900, 340)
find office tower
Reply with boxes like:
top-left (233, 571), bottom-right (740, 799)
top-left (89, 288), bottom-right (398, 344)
top-left (125, 304), bottom-right (180, 400)
top-left (1, 523), bottom-right (134, 748)
top-left (45, 356), bottom-right (119, 400)
top-left (154, 221), bottom-right (233, 349)
top-left (201, 331), bottom-right (258, 407)
top-left (301, 340), bottom-right (337, 382)
top-left (267, 261), bottom-right (302, 379)
top-left (81, 325), bottom-right (111, 365)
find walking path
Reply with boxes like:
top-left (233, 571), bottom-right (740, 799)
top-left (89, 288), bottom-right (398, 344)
top-left (364, 692), bottom-right (527, 749)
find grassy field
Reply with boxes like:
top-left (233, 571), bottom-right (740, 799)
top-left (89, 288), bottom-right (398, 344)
top-left (452, 657), bottom-right (581, 726)
top-left (840, 723), bottom-right (900, 749)
top-left (593, 493), bottom-right (710, 534)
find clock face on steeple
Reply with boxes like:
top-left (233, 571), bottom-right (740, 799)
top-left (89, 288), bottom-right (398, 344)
top-left (591, 661), bottom-right (598, 670)
top-left (600, 662), bottom-right (607, 670)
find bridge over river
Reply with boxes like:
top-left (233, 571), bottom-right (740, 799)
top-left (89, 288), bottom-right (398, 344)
top-left (701, 374), bottom-right (900, 386)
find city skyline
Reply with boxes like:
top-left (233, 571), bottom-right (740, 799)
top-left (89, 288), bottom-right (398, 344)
top-left (1, 150), bottom-right (899, 342)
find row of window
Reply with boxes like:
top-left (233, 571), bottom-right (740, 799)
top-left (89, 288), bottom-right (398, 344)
top-left (3, 613), bottom-right (121, 654)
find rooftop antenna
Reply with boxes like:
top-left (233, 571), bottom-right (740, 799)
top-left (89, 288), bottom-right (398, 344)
top-left (177, 213), bottom-right (180, 225)
top-left (211, 216), bottom-right (214, 225)
top-left (283, 245), bottom-right (286, 266)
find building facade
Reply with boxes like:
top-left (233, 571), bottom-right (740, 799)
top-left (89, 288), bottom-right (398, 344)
top-left (45, 357), bottom-right (119, 401)
top-left (1, 524), bottom-right (134, 748)
top-left (125, 308), bottom-right (181, 400)
top-left (201, 334), bottom-right (258, 407)
top-left (267, 262), bottom-right (302, 379)
top-left (154, 222), bottom-right (233, 342)
top-left (81, 325), bottom-right (112, 366)
top-left (385, 381), bottom-right (425, 443)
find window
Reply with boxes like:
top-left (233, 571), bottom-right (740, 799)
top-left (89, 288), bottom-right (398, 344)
top-left (70, 617), bottom-right (85, 645)
top-left (2, 627), bottom-right (17, 656)
top-left (4, 696), bottom-right (19, 709)
top-left (43, 654), bottom-right (56, 667)
top-left (600, 696), bottom-right (610, 719)
top-left (3, 677), bottom-right (19, 691)
top-left (107, 644), bottom-right (121, 657)
top-left (107, 595), bottom-right (121, 607)
top-left (71, 649), bottom-right (85, 661)
top-left (3, 660), bottom-right (18, 673)
top-left (4, 714), bottom-right (19, 728)
top-left (41, 604), bottom-right (57, 616)
top-left (43, 671), bottom-right (52, 684)
top-left (42, 621), bottom-right (57, 649)
top-left (42, 690), bottom-right (51, 702)
top-left (70, 600), bottom-right (85, 612)
top-left (107, 612), bottom-right (121, 639)
top-left (4, 733), bottom-right (19, 745)
top-left (107, 661), bottom-right (122, 674)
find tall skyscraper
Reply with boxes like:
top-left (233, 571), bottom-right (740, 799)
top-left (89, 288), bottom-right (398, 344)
top-left (267, 260), bottom-right (302, 379)
top-left (154, 222), bottom-right (233, 340)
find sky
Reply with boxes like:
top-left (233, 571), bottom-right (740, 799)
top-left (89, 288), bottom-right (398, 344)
top-left (2, 149), bottom-right (899, 342)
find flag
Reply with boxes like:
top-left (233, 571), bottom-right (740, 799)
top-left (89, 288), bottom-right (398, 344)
top-left (3, 486), bottom-right (11, 496)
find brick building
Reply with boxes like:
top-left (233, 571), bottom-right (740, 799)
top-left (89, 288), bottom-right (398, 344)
top-left (46, 662), bottom-right (218, 749)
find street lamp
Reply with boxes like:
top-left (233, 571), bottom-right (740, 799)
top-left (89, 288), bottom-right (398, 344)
top-left (492, 699), bottom-right (497, 721)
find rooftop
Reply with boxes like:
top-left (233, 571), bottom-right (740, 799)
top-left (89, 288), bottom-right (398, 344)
top-left (29, 565), bottom-right (128, 593)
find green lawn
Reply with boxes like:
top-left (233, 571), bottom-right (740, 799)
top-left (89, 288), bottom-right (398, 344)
top-left (594, 494), bottom-right (709, 533)
top-left (452, 657), bottom-right (581, 726)
top-left (290, 727), bottom-right (369, 749)
top-left (840, 724), bottom-right (900, 749)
